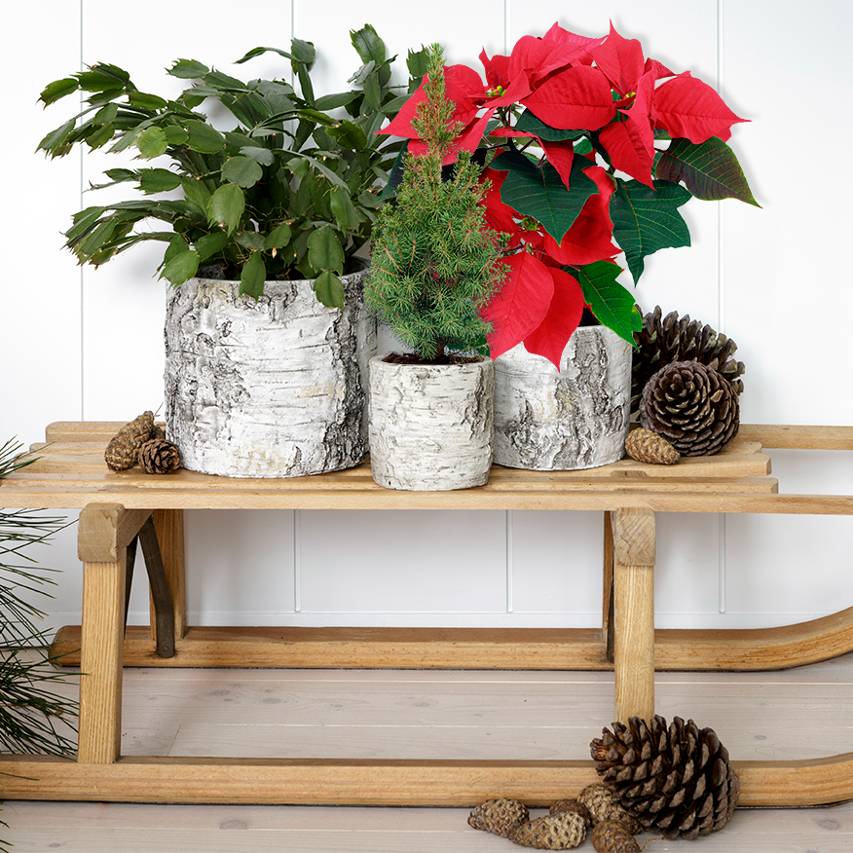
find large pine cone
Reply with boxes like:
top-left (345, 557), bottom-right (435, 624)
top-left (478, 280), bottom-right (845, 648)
top-left (591, 716), bottom-right (740, 840)
top-left (640, 361), bottom-right (739, 456)
top-left (631, 307), bottom-right (745, 417)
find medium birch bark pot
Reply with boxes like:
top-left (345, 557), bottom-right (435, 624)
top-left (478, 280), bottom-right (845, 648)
top-left (494, 326), bottom-right (632, 470)
top-left (368, 357), bottom-right (494, 491)
top-left (164, 268), bottom-right (376, 478)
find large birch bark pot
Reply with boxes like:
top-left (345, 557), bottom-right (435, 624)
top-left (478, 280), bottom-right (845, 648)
top-left (164, 268), bottom-right (376, 478)
top-left (368, 357), bottom-right (494, 491)
top-left (494, 326), bottom-right (631, 470)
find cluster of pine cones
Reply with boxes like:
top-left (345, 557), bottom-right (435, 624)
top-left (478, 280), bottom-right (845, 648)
top-left (104, 411), bottom-right (181, 475)
top-left (625, 308), bottom-right (746, 464)
top-left (469, 716), bottom-right (739, 850)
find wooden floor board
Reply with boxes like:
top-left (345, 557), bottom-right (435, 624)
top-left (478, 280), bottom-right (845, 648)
top-left (3, 654), bottom-right (852, 850)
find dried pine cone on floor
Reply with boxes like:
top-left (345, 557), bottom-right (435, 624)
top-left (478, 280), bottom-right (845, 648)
top-left (640, 361), bottom-right (739, 456)
top-left (624, 428), bottom-right (679, 465)
top-left (139, 438), bottom-right (181, 474)
top-left (104, 411), bottom-right (155, 471)
top-left (631, 306), bottom-right (745, 416)
top-left (591, 715), bottom-right (740, 840)
top-left (591, 821), bottom-right (641, 853)
top-left (577, 784), bottom-right (641, 835)
top-left (511, 812), bottom-right (587, 850)
top-left (468, 798), bottom-right (529, 838)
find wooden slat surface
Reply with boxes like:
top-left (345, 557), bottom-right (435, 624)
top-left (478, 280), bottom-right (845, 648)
top-left (3, 422), bottom-right (849, 513)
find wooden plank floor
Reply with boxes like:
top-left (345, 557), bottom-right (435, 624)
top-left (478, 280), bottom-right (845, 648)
top-left (3, 655), bottom-right (853, 851)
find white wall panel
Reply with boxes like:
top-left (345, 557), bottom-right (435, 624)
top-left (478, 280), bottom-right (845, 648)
top-left (3, 1), bottom-right (851, 633)
top-left (1, 1), bottom-right (82, 445)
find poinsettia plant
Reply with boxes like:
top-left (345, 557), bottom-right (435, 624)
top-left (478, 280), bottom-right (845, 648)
top-left (380, 22), bottom-right (757, 367)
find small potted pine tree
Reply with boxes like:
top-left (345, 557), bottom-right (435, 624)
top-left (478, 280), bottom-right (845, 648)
top-left (366, 46), bottom-right (506, 491)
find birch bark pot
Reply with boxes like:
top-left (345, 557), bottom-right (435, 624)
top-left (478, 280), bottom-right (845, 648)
top-left (164, 268), bottom-right (376, 478)
top-left (494, 326), bottom-right (632, 470)
top-left (368, 357), bottom-right (494, 491)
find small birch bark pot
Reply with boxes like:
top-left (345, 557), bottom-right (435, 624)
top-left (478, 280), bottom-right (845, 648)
top-left (368, 357), bottom-right (494, 491)
top-left (494, 326), bottom-right (632, 470)
top-left (164, 268), bottom-right (376, 478)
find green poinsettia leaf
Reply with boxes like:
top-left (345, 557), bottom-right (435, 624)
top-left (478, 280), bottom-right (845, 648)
top-left (239, 145), bottom-right (275, 166)
top-left (40, 77), bottom-right (80, 106)
top-left (314, 270), bottom-right (345, 308)
top-left (194, 232), bottom-right (228, 261)
top-left (491, 149), bottom-right (596, 242)
top-left (610, 179), bottom-right (692, 283)
top-left (222, 155), bottom-right (263, 188)
top-left (138, 168), bottom-right (181, 194)
top-left (575, 261), bottom-right (642, 346)
top-left (514, 110), bottom-right (586, 142)
top-left (184, 120), bottom-right (225, 154)
top-left (264, 221), bottom-right (293, 250)
top-left (168, 59), bottom-right (210, 79)
top-left (656, 137), bottom-right (760, 207)
top-left (207, 183), bottom-right (245, 234)
top-left (239, 252), bottom-right (266, 298)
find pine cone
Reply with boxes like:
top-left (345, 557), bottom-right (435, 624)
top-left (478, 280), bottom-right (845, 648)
top-left (151, 424), bottom-right (167, 441)
top-left (468, 798), bottom-right (529, 838)
top-left (632, 307), bottom-right (745, 417)
top-left (591, 821), bottom-right (641, 853)
top-left (104, 411), bottom-right (156, 471)
top-left (549, 799), bottom-right (591, 827)
top-left (640, 361), bottom-right (739, 457)
top-left (624, 428), bottom-right (679, 465)
top-left (591, 716), bottom-right (740, 840)
top-left (511, 812), bottom-right (587, 850)
top-left (139, 439), bottom-right (181, 475)
top-left (577, 785), bottom-right (642, 835)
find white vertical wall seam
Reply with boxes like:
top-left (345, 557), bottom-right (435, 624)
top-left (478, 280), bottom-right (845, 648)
top-left (716, 0), bottom-right (728, 614)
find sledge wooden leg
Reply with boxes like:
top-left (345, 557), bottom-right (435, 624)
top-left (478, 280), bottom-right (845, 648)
top-left (139, 517), bottom-right (176, 659)
top-left (611, 508), bottom-right (657, 722)
top-left (76, 504), bottom-right (150, 764)
top-left (602, 510), bottom-right (615, 662)
top-left (151, 509), bottom-right (186, 641)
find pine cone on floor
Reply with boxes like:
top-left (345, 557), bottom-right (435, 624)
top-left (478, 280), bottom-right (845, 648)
top-left (104, 411), bottom-right (155, 471)
top-left (577, 785), bottom-right (642, 835)
top-left (511, 812), bottom-right (587, 850)
top-left (591, 821), bottom-right (641, 853)
top-left (549, 799), bottom-right (591, 827)
top-left (631, 307), bottom-right (745, 417)
top-left (640, 361), bottom-right (739, 456)
top-left (591, 716), bottom-right (740, 840)
top-left (468, 798), bottom-right (529, 838)
top-left (624, 428), bottom-right (680, 465)
top-left (139, 438), bottom-right (181, 474)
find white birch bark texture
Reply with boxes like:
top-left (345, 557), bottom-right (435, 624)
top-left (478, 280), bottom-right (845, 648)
top-left (164, 270), bottom-right (376, 478)
top-left (493, 326), bottom-right (632, 470)
top-left (368, 357), bottom-right (494, 491)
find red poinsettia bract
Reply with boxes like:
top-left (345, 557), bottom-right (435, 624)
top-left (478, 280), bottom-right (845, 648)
top-left (379, 21), bottom-right (749, 368)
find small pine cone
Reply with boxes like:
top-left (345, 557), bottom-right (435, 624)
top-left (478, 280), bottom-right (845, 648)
top-left (511, 813), bottom-right (587, 850)
top-left (139, 439), bottom-right (181, 475)
top-left (591, 821), bottom-right (641, 853)
top-left (625, 428), bottom-right (679, 465)
top-left (467, 798), bottom-right (529, 838)
top-left (640, 361), bottom-right (740, 457)
top-left (631, 306), bottom-right (745, 417)
top-left (591, 716), bottom-right (740, 840)
top-left (549, 799), bottom-right (591, 827)
top-left (578, 785), bottom-right (642, 835)
top-left (104, 411), bottom-right (156, 471)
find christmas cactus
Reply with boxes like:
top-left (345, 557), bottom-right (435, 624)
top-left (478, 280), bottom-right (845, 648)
top-left (381, 22), bottom-right (757, 367)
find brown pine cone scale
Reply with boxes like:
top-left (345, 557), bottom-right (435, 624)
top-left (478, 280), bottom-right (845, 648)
top-left (591, 715), bottom-right (740, 840)
top-left (640, 361), bottom-right (739, 456)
